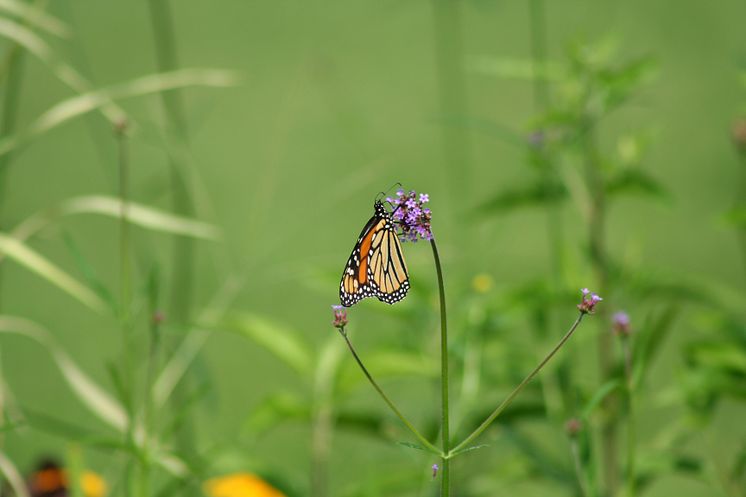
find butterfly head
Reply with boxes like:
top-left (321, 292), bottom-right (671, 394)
top-left (373, 199), bottom-right (387, 217)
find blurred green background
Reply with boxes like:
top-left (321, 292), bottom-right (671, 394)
top-left (1, 1), bottom-right (745, 496)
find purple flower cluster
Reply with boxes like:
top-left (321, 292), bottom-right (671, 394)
top-left (332, 305), bottom-right (348, 329)
top-left (577, 288), bottom-right (603, 314)
top-left (386, 189), bottom-right (433, 242)
top-left (612, 311), bottom-right (631, 336)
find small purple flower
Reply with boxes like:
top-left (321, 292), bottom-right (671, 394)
top-left (388, 187), bottom-right (433, 242)
top-left (565, 418), bottom-right (583, 437)
top-left (528, 129), bottom-right (546, 149)
top-left (577, 289), bottom-right (603, 314)
top-left (332, 305), bottom-right (348, 329)
top-left (432, 464), bottom-right (439, 479)
top-left (612, 311), bottom-right (631, 336)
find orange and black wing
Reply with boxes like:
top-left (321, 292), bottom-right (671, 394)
top-left (339, 212), bottom-right (386, 307)
top-left (368, 223), bottom-right (409, 304)
top-left (339, 201), bottom-right (409, 307)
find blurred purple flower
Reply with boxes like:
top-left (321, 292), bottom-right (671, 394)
top-left (577, 289), bottom-right (602, 314)
top-left (565, 418), bottom-right (583, 437)
top-left (332, 305), bottom-right (348, 329)
top-left (389, 188), bottom-right (433, 242)
top-left (432, 464), bottom-right (439, 479)
top-left (612, 311), bottom-right (631, 336)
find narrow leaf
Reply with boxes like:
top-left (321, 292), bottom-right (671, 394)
top-left (227, 313), bottom-right (312, 375)
top-left (0, 451), bottom-right (30, 497)
top-left (475, 181), bottom-right (567, 215)
top-left (605, 168), bottom-right (668, 199)
top-left (469, 56), bottom-right (564, 81)
top-left (0, 0), bottom-right (70, 37)
top-left (581, 379), bottom-right (622, 418)
top-left (0, 316), bottom-right (127, 431)
top-left (0, 68), bottom-right (239, 157)
top-left (61, 196), bottom-right (221, 239)
top-left (0, 233), bottom-right (107, 313)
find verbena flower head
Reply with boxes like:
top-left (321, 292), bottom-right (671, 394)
top-left (387, 188), bottom-right (433, 242)
top-left (612, 311), bottom-right (631, 336)
top-left (565, 418), bottom-right (583, 437)
top-left (332, 305), bottom-right (348, 329)
top-left (577, 288), bottom-right (603, 314)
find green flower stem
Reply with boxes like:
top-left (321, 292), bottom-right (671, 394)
top-left (623, 336), bottom-right (636, 497)
top-left (430, 238), bottom-right (450, 496)
top-left (584, 121), bottom-right (617, 496)
top-left (0, 44), bottom-right (25, 312)
top-left (148, 0), bottom-right (194, 326)
top-left (452, 312), bottom-right (586, 454)
top-left (337, 327), bottom-right (441, 456)
top-left (570, 434), bottom-right (592, 497)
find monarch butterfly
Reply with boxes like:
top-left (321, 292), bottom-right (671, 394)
top-left (339, 199), bottom-right (409, 307)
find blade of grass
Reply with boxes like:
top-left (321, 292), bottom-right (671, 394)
top-left (0, 68), bottom-right (238, 158)
top-left (0, 16), bottom-right (124, 122)
top-left (0, 0), bottom-right (69, 37)
top-left (0, 233), bottom-right (107, 312)
top-left (0, 315), bottom-right (127, 430)
top-left (0, 451), bottom-right (29, 497)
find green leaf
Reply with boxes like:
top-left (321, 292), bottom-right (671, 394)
top-left (581, 379), bottom-right (622, 418)
top-left (633, 306), bottom-right (678, 387)
top-left (226, 313), bottom-right (312, 375)
top-left (723, 205), bottom-right (746, 229)
top-left (605, 168), bottom-right (668, 199)
top-left (0, 316), bottom-right (127, 431)
top-left (56, 196), bottom-right (222, 240)
top-left (596, 56), bottom-right (658, 112)
top-left (0, 68), bottom-right (239, 157)
top-left (0, 451), bottom-right (30, 497)
top-left (0, 233), bottom-right (107, 313)
top-left (243, 392), bottom-right (310, 435)
top-left (685, 341), bottom-right (746, 373)
top-left (397, 441), bottom-right (426, 451)
top-left (0, 16), bottom-right (126, 124)
top-left (358, 350), bottom-right (438, 378)
top-left (451, 444), bottom-right (489, 457)
top-left (475, 181), bottom-right (567, 215)
top-left (61, 232), bottom-right (117, 313)
top-left (469, 56), bottom-right (564, 81)
top-left (152, 329), bottom-right (212, 408)
top-left (0, 0), bottom-right (70, 37)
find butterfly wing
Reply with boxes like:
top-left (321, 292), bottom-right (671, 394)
top-left (339, 214), bottom-right (386, 307)
top-left (370, 224), bottom-right (409, 304)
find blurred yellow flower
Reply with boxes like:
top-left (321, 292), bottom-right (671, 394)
top-left (81, 470), bottom-right (108, 497)
top-left (204, 473), bottom-right (286, 497)
top-left (472, 273), bottom-right (493, 294)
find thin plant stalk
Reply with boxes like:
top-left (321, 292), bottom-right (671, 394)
top-left (430, 0), bottom-right (472, 218)
top-left (0, 44), bottom-right (26, 312)
top-left (115, 123), bottom-right (138, 497)
top-left (570, 435), bottom-right (591, 497)
top-left (583, 119), bottom-right (617, 496)
top-left (622, 335), bottom-right (636, 497)
top-left (310, 339), bottom-right (343, 497)
top-left (528, 0), bottom-right (568, 421)
top-left (147, 0), bottom-right (195, 326)
top-left (147, 0), bottom-right (199, 472)
top-left (452, 312), bottom-right (586, 454)
top-left (430, 239), bottom-right (450, 496)
top-left (337, 328), bottom-right (441, 456)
